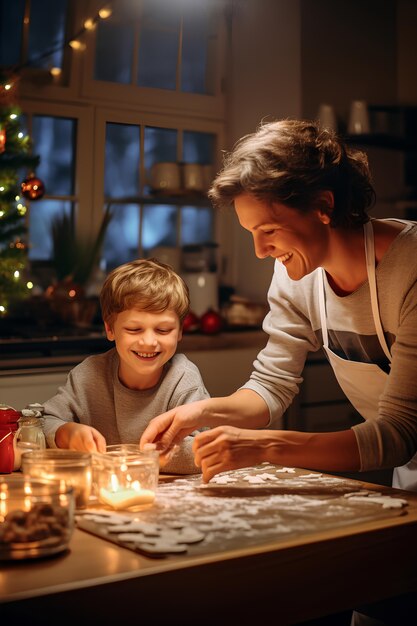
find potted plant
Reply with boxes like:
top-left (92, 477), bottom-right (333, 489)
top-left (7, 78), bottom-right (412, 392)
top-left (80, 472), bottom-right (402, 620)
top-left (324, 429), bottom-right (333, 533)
top-left (46, 204), bottom-right (112, 327)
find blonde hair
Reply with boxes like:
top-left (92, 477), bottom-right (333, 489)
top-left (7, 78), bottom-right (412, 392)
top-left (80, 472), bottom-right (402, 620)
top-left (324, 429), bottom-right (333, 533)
top-left (100, 258), bottom-right (190, 328)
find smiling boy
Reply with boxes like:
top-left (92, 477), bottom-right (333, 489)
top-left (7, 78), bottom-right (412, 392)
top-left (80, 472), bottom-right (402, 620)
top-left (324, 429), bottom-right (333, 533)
top-left (42, 258), bottom-right (209, 474)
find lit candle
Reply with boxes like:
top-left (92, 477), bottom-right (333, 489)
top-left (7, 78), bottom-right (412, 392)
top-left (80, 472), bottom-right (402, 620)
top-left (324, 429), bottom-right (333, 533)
top-left (98, 474), bottom-right (155, 510)
top-left (99, 487), bottom-right (155, 510)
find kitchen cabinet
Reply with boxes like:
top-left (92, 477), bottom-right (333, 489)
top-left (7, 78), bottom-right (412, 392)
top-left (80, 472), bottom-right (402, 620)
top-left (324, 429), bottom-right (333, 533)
top-left (0, 331), bottom-right (266, 409)
top-left (345, 104), bottom-right (417, 220)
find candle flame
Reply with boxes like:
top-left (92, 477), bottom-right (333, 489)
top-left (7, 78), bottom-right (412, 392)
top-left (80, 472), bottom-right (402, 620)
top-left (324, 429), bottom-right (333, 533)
top-left (131, 480), bottom-right (141, 492)
top-left (110, 473), bottom-right (119, 492)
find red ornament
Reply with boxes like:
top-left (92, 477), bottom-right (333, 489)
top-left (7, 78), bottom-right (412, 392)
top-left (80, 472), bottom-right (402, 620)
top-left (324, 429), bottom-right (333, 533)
top-left (200, 309), bottom-right (223, 335)
top-left (182, 310), bottom-right (200, 333)
top-left (21, 173), bottom-right (45, 201)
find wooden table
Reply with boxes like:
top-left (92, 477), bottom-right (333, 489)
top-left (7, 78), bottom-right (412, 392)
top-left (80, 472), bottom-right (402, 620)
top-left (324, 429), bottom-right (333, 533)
top-left (1, 467), bottom-right (417, 625)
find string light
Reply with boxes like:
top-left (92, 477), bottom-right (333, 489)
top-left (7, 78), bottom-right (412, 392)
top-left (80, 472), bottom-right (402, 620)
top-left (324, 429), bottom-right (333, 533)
top-left (83, 19), bottom-right (96, 30)
top-left (98, 6), bottom-right (112, 19)
top-left (3, 3), bottom-right (115, 79)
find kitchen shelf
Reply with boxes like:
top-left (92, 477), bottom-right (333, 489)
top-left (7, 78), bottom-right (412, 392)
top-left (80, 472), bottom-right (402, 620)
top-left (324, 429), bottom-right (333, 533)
top-left (344, 133), bottom-right (417, 151)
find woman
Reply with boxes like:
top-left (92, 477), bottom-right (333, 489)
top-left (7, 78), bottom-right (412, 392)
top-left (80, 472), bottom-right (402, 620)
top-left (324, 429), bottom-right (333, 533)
top-left (140, 119), bottom-right (417, 493)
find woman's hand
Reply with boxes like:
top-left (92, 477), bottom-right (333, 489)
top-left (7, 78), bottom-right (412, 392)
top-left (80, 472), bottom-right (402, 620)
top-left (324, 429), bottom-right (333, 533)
top-left (140, 400), bottom-right (208, 453)
top-left (192, 426), bottom-right (272, 482)
top-left (55, 422), bottom-right (107, 453)
top-left (140, 390), bottom-right (270, 455)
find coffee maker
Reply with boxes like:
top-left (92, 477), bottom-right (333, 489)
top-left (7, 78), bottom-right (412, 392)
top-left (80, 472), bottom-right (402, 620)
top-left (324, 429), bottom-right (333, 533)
top-left (181, 243), bottom-right (219, 316)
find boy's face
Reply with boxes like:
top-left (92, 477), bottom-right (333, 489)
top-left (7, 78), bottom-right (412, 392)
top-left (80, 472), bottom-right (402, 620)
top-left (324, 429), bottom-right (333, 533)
top-left (105, 308), bottom-right (183, 390)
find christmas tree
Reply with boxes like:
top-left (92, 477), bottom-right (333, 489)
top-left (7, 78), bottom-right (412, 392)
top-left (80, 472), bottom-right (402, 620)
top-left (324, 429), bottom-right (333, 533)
top-left (0, 74), bottom-right (40, 315)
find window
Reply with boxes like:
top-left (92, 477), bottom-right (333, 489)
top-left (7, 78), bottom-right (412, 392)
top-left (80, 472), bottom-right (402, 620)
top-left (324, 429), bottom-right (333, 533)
top-left (0, 0), bottom-right (69, 71)
top-left (94, 0), bottom-right (217, 95)
top-left (25, 114), bottom-right (77, 261)
top-left (11, 0), bottom-right (226, 283)
top-left (102, 121), bottom-right (216, 270)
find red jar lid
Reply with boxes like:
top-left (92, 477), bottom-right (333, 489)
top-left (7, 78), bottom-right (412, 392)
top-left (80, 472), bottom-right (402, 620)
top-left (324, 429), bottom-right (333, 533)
top-left (0, 406), bottom-right (21, 424)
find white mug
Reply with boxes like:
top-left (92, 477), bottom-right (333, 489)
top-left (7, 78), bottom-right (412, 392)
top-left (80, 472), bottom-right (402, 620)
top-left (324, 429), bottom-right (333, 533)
top-left (347, 100), bottom-right (370, 135)
top-left (182, 163), bottom-right (204, 192)
top-left (317, 103), bottom-right (337, 131)
top-left (150, 162), bottom-right (181, 193)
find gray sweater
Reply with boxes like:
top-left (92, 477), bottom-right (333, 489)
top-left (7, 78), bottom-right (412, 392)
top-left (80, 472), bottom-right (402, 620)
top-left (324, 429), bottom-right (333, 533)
top-left (242, 220), bottom-right (417, 472)
top-left (42, 351), bottom-right (209, 474)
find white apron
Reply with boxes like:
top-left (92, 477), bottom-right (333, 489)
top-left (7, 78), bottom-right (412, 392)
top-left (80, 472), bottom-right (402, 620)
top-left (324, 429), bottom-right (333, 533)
top-left (318, 220), bottom-right (417, 491)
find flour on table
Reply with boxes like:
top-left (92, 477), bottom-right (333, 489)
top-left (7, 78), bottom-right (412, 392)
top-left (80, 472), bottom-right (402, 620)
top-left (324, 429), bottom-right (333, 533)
top-left (243, 475), bottom-right (267, 484)
top-left (298, 473), bottom-right (323, 479)
top-left (343, 491), bottom-right (408, 509)
top-left (76, 465), bottom-right (407, 559)
top-left (210, 475), bottom-right (237, 484)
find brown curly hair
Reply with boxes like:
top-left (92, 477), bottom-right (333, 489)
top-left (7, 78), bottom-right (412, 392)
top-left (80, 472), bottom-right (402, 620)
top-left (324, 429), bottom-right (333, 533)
top-left (208, 119), bottom-right (375, 228)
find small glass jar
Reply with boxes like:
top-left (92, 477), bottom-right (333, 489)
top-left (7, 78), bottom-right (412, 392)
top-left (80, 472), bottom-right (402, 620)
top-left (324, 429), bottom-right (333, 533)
top-left (92, 444), bottom-right (159, 511)
top-left (0, 475), bottom-right (74, 560)
top-left (21, 450), bottom-right (92, 509)
top-left (13, 409), bottom-right (46, 470)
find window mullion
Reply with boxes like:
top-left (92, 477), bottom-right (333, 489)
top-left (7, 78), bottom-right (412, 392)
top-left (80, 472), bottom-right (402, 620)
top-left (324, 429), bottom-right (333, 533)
top-left (21, 0), bottom-right (31, 64)
top-left (131, 21), bottom-right (140, 86)
top-left (138, 204), bottom-right (144, 258)
top-left (176, 14), bottom-right (183, 92)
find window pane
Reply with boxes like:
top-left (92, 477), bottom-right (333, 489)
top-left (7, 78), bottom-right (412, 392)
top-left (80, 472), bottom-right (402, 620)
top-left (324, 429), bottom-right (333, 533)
top-left (0, 0), bottom-right (25, 66)
top-left (94, 21), bottom-right (134, 84)
top-left (183, 130), bottom-right (215, 164)
top-left (142, 205), bottom-right (177, 253)
top-left (105, 123), bottom-right (140, 198)
top-left (103, 204), bottom-right (139, 270)
top-left (137, 0), bottom-right (180, 90)
top-left (181, 205), bottom-right (213, 245)
top-left (181, 0), bottom-right (214, 95)
top-left (32, 116), bottom-right (76, 196)
top-left (29, 0), bottom-right (68, 69)
top-left (144, 126), bottom-right (177, 194)
top-left (28, 200), bottom-right (72, 261)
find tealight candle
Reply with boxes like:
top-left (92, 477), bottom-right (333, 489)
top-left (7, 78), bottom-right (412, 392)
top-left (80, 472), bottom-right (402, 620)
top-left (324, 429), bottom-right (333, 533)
top-left (99, 486), bottom-right (155, 510)
top-left (92, 444), bottom-right (159, 511)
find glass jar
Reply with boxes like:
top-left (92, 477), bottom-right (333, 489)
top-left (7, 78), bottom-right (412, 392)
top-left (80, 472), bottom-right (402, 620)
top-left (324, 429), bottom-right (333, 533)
top-left (13, 409), bottom-right (47, 470)
top-left (0, 475), bottom-right (74, 560)
top-left (92, 444), bottom-right (159, 511)
top-left (21, 450), bottom-right (92, 509)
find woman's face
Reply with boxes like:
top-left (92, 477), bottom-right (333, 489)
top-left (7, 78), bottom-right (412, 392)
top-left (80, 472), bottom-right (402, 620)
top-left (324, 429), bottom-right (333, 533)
top-left (234, 193), bottom-right (332, 281)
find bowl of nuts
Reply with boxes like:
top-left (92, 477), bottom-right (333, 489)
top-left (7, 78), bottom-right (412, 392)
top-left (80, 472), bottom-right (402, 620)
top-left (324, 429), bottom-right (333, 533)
top-left (0, 475), bottom-right (75, 560)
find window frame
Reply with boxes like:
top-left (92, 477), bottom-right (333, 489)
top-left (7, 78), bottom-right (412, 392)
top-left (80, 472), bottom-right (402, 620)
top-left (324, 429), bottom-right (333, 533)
top-left (93, 106), bottom-right (225, 258)
top-left (80, 0), bottom-right (227, 122)
top-left (18, 99), bottom-right (95, 242)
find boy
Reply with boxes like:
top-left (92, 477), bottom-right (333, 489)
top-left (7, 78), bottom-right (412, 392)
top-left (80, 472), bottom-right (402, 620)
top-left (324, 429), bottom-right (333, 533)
top-left (42, 258), bottom-right (209, 474)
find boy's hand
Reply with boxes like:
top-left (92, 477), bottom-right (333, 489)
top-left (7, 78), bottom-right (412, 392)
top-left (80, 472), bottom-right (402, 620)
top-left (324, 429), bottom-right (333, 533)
top-left (55, 422), bottom-right (106, 453)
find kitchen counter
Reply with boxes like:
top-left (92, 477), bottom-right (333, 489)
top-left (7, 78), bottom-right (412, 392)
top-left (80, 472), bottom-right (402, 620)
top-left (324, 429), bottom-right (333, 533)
top-left (0, 326), bottom-right (265, 373)
top-left (1, 467), bottom-right (417, 625)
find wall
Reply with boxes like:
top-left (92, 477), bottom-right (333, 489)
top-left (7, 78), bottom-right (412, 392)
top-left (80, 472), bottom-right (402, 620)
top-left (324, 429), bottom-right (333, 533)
top-left (397, 0), bottom-right (417, 103)
top-left (225, 0), bottom-right (417, 300)
top-left (226, 0), bottom-right (302, 301)
top-left (300, 0), bottom-right (398, 123)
